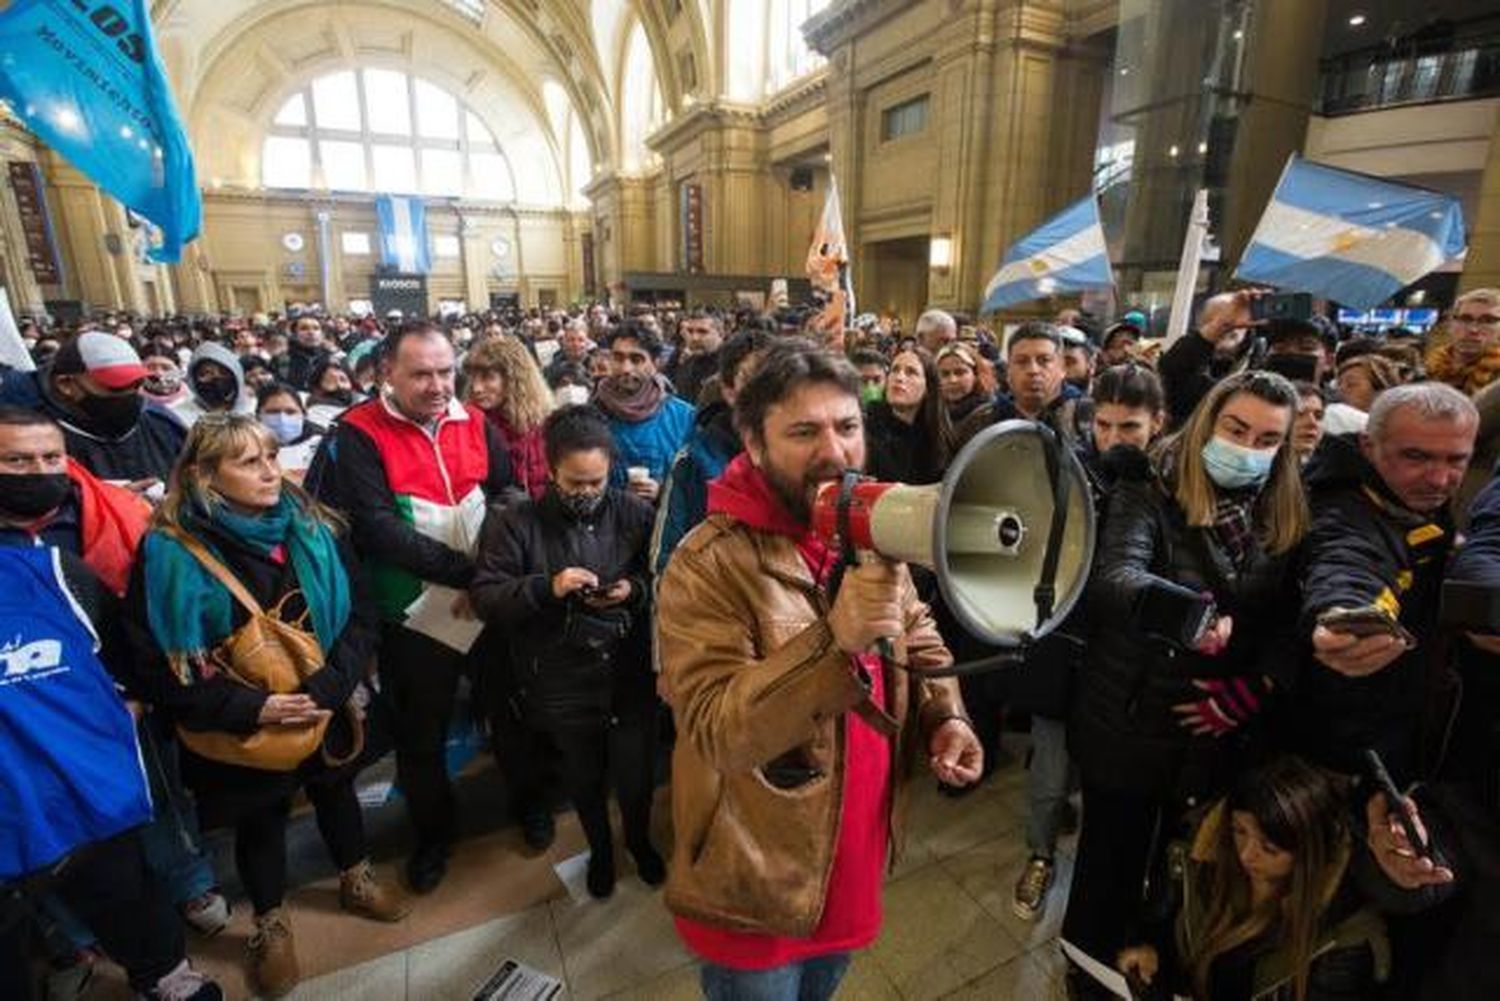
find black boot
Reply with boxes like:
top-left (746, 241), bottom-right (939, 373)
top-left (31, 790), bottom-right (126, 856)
top-left (586, 850), bottom-right (616, 899)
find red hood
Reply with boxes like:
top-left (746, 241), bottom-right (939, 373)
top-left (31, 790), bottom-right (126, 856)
top-left (708, 453), bottom-right (835, 583)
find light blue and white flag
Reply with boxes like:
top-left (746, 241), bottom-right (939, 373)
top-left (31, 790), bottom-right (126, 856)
top-left (981, 196), bottom-right (1113, 312)
top-left (1235, 155), bottom-right (1466, 308)
top-left (0, 0), bottom-right (200, 262)
top-left (376, 195), bottom-right (431, 274)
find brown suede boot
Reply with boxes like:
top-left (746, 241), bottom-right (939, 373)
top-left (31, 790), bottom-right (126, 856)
top-left (248, 907), bottom-right (299, 998)
top-left (339, 860), bottom-right (412, 922)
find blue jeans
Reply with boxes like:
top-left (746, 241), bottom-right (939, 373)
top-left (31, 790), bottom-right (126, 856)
top-left (700, 953), bottom-right (851, 1001)
top-left (137, 711), bottom-right (217, 904)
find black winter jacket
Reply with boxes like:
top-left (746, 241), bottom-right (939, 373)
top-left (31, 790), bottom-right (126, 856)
top-left (470, 488), bottom-right (653, 729)
top-left (863, 400), bottom-right (943, 484)
top-left (1070, 461), bottom-right (1300, 800)
top-left (1287, 433), bottom-right (1453, 783)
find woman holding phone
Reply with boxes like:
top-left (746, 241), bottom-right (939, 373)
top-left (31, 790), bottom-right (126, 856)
top-left (470, 405), bottom-right (661, 900)
top-left (1063, 370), bottom-right (1310, 986)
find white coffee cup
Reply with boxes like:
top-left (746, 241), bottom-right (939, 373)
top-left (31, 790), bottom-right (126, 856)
top-left (627, 466), bottom-right (650, 483)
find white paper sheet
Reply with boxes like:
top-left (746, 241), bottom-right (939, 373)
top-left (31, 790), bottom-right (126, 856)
top-left (1060, 938), bottom-right (1133, 999)
top-left (403, 584), bottom-right (484, 654)
top-left (552, 850), bottom-right (593, 905)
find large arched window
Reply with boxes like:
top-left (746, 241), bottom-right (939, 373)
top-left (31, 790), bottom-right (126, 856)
top-left (768, 0), bottom-right (829, 92)
top-left (620, 23), bottom-right (663, 173)
top-left (261, 69), bottom-right (523, 202)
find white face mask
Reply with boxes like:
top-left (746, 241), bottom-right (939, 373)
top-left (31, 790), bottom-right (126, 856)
top-left (555, 384), bottom-right (590, 407)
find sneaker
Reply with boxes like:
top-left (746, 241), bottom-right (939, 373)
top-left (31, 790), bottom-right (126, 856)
top-left (179, 890), bottom-right (229, 937)
top-left (628, 841), bottom-right (666, 887)
top-left (405, 841), bottom-right (449, 895)
top-left (340, 860), bottom-right (412, 922)
top-left (248, 908), bottom-right (299, 998)
top-left (520, 810), bottom-right (556, 853)
top-left (586, 851), bottom-right (616, 900)
top-left (1011, 856), bottom-right (1055, 921)
top-left (140, 959), bottom-right (223, 1001)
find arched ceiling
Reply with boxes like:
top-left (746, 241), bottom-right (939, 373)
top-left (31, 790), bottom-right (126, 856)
top-left (150, 0), bottom-right (715, 190)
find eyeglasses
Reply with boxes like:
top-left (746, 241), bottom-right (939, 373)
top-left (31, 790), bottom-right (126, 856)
top-left (1452, 314), bottom-right (1500, 328)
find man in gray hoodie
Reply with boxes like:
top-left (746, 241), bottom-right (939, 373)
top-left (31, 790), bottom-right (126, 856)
top-left (171, 341), bottom-right (254, 428)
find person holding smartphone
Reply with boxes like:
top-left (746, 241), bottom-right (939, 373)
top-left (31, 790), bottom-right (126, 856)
top-left (1291, 383), bottom-right (1478, 784)
top-left (1064, 370), bottom-right (1308, 984)
top-left (470, 405), bottom-right (661, 900)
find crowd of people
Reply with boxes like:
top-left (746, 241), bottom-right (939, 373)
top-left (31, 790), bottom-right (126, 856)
top-left (2, 286), bottom-right (1498, 1001)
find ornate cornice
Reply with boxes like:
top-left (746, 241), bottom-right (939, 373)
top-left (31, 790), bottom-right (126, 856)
top-left (201, 187), bottom-right (573, 220)
top-left (762, 68), bottom-right (830, 120)
top-left (804, 0), bottom-right (910, 55)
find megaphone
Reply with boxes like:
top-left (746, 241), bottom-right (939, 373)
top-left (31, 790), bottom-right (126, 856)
top-left (812, 420), bottom-right (1096, 674)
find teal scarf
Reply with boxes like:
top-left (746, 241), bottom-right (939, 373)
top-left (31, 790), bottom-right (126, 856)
top-left (144, 494), bottom-right (350, 673)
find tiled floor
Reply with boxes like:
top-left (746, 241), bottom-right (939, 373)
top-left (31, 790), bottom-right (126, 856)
top-left (99, 733), bottom-right (1074, 1000)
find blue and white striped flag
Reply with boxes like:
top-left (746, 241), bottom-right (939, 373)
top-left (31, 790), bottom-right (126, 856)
top-left (376, 195), bottom-right (431, 274)
top-left (1235, 155), bottom-right (1465, 308)
top-left (981, 196), bottom-right (1113, 312)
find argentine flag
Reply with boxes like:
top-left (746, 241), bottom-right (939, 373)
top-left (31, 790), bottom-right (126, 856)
top-left (376, 195), bottom-right (432, 274)
top-left (981, 196), bottom-right (1113, 312)
top-left (1235, 155), bottom-right (1465, 308)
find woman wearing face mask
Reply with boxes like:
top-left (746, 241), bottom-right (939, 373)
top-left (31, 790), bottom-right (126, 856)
top-left (470, 406), bottom-right (661, 901)
top-left (257, 384), bottom-right (323, 486)
top-left (1117, 757), bottom-right (1386, 1001)
top-left (862, 347), bottom-right (952, 485)
top-left (463, 336), bottom-right (553, 500)
top-left (548, 362), bottom-right (594, 408)
top-left (1063, 371), bottom-right (1309, 987)
top-left (305, 358), bottom-right (362, 428)
top-left (934, 343), bottom-right (995, 423)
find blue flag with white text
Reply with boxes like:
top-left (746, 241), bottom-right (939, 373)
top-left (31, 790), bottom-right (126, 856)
top-left (376, 195), bottom-right (431, 275)
top-left (1235, 155), bottom-right (1466, 308)
top-left (0, 0), bottom-right (200, 262)
top-left (981, 196), bottom-right (1114, 312)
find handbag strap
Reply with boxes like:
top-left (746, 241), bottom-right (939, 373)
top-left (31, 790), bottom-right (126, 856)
top-left (160, 525), bottom-right (267, 617)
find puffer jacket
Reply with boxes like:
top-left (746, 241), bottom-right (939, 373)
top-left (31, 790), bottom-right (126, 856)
top-left (657, 512), bottom-right (964, 937)
top-left (1069, 460), bottom-right (1300, 801)
top-left (1287, 433), bottom-right (1453, 783)
top-left (469, 488), bottom-right (653, 729)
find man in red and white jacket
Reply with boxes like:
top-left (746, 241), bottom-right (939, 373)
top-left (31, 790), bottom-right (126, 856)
top-left (335, 325), bottom-right (515, 893)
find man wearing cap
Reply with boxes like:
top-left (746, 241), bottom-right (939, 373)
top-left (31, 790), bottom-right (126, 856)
top-left (0, 331), bottom-right (186, 489)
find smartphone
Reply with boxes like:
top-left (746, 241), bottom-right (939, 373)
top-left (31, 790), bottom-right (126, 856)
top-left (1316, 606), bottom-right (1417, 647)
top-left (1440, 579), bottom-right (1500, 633)
top-left (1363, 748), bottom-right (1429, 859)
top-left (1250, 292), bottom-right (1313, 322)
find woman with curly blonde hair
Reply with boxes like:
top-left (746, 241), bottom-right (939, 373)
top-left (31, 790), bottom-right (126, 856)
top-left (464, 334), bottom-right (554, 498)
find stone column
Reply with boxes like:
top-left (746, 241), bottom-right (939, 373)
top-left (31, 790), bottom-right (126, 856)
top-left (1460, 112), bottom-right (1500, 293)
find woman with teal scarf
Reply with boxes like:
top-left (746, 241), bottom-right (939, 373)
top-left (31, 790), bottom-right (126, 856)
top-left (122, 414), bottom-right (407, 999)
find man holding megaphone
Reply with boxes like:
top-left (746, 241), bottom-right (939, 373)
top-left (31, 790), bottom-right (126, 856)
top-left (657, 339), bottom-right (983, 1001)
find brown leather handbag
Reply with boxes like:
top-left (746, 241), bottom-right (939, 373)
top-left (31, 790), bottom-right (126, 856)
top-left (164, 528), bottom-right (362, 772)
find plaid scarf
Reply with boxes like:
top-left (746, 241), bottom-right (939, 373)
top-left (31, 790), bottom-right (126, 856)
top-left (1210, 491), bottom-right (1258, 570)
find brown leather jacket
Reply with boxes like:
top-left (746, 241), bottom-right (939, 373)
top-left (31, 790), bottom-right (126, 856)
top-left (657, 512), bottom-right (965, 937)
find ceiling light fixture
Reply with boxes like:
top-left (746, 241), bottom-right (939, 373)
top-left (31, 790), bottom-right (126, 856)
top-left (1348, 13), bottom-right (1367, 27)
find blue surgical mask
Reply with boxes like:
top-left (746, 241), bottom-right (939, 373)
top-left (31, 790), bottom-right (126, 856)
top-left (262, 412), bottom-right (305, 445)
top-left (1200, 436), bottom-right (1277, 490)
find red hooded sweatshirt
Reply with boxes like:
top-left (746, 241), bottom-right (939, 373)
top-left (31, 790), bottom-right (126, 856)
top-left (674, 453), bottom-right (891, 969)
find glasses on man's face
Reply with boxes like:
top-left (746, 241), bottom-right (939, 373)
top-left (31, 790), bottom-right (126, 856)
top-left (1452, 313), bottom-right (1500, 329)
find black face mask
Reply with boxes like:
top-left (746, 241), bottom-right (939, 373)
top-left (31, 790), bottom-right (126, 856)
top-left (194, 378), bottom-right (238, 409)
top-left (1, 472), bottom-right (72, 519)
top-left (321, 388), bottom-right (354, 406)
top-left (76, 391), bottom-right (143, 437)
top-left (553, 485), bottom-right (604, 520)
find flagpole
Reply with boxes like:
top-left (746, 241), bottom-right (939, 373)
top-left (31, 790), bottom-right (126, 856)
top-left (1165, 188), bottom-right (1210, 345)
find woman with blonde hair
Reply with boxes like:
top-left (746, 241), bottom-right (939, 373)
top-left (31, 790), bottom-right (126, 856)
top-left (464, 334), bottom-right (554, 499)
top-left (934, 341), bottom-right (997, 423)
top-left (1063, 370), bottom-right (1309, 987)
top-left (124, 414), bottom-right (405, 998)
